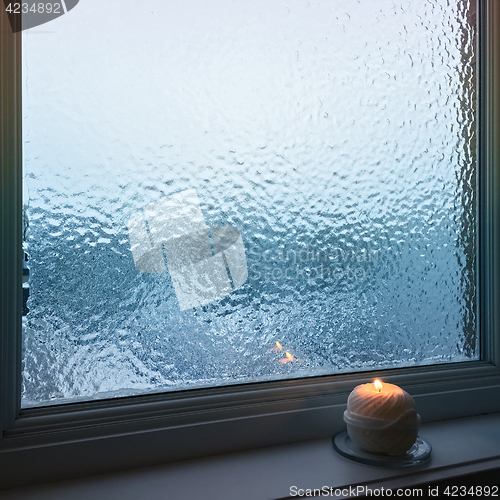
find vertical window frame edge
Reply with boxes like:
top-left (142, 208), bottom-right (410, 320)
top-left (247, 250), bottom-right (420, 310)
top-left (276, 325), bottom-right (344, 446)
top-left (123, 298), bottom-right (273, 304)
top-left (479, 0), bottom-right (500, 368)
top-left (0, 5), bottom-right (22, 437)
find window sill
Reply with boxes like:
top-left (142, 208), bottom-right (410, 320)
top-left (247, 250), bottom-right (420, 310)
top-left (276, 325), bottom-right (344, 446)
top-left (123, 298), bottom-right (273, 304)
top-left (2, 412), bottom-right (499, 499)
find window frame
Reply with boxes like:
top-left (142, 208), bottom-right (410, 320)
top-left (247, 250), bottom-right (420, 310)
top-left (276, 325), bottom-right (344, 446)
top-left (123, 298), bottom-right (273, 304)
top-left (1, 0), bottom-right (500, 489)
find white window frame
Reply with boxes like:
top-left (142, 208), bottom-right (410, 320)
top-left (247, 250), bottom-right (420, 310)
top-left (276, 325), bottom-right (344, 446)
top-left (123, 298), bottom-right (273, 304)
top-left (1, 0), bottom-right (499, 490)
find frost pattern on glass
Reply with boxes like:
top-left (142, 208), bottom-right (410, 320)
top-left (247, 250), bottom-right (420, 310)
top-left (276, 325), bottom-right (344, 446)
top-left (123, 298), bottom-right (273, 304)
top-left (21, 0), bottom-right (477, 407)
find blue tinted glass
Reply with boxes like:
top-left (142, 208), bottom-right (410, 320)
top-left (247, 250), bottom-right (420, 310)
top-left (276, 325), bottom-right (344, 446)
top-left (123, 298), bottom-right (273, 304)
top-left (22, 0), bottom-right (477, 407)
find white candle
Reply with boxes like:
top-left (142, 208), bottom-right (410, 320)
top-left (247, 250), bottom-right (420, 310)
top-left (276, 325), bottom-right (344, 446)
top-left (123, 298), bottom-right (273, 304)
top-left (344, 379), bottom-right (421, 456)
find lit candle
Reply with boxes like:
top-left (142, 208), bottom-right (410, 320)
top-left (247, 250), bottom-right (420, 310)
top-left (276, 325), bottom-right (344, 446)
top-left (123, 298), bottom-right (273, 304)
top-left (343, 379), bottom-right (421, 456)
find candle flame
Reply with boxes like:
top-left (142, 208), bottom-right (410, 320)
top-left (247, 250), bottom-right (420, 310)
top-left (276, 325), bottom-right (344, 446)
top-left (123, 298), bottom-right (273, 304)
top-left (279, 351), bottom-right (295, 363)
top-left (374, 379), bottom-right (383, 392)
top-left (272, 341), bottom-right (283, 352)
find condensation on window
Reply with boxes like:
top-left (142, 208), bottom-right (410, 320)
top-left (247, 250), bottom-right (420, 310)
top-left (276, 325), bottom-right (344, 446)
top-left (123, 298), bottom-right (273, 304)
top-left (21, 0), bottom-right (477, 407)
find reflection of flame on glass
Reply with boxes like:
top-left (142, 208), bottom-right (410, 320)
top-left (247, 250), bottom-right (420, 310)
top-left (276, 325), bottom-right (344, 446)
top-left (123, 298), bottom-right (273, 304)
top-left (374, 379), bottom-right (383, 392)
top-left (279, 351), bottom-right (295, 363)
top-left (272, 341), bottom-right (283, 351)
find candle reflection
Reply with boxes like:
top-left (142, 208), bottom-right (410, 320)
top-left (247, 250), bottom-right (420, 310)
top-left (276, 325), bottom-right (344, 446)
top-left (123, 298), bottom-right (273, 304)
top-left (279, 352), bottom-right (295, 363)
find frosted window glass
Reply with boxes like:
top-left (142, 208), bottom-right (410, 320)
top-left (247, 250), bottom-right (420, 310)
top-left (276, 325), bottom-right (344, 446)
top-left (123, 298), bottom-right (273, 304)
top-left (21, 0), bottom-right (477, 407)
